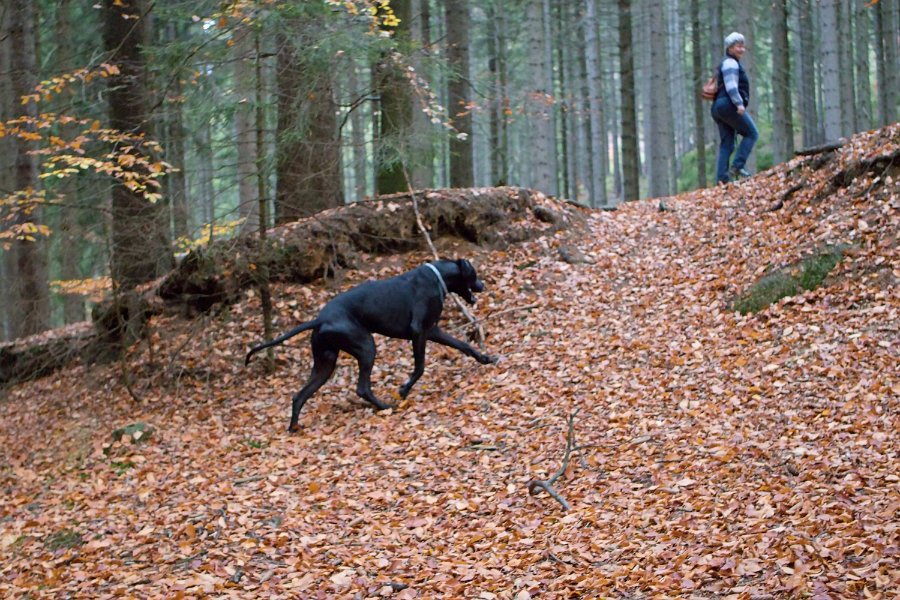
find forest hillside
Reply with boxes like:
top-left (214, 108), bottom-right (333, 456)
top-left (0, 125), bottom-right (897, 598)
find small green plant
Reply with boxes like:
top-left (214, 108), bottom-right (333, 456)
top-left (732, 245), bottom-right (847, 314)
top-left (244, 438), bottom-right (268, 450)
top-left (110, 460), bottom-right (136, 475)
top-left (45, 529), bottom-right (83, 551)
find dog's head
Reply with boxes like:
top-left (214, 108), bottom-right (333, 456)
top-left (452, 258), bottom-right (484, 305)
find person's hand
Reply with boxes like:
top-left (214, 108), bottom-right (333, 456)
top-left (737, 105), bottom-right (746, 116)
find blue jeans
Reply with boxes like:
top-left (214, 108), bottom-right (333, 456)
top-left (711, 97), bottom-right (759, 183)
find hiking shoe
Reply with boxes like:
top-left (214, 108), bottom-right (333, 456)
top-left (729, 167), bottom-right (751, 180)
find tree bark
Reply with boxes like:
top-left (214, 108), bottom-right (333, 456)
top-left (275, 12), bottom-right (344, 221)
top-left (102, 0), bottom-right (173, 289)
top-left (9, 1), bottom-right (50, 337)
top-left (771, 0), bottom-right (795, 163)
top-left (618, 0), bottom-right (639, 201)
top-left (523, 1), bottom-right (557, 195)
top-left (819, 0), bottom-right (843, 143)
top-left (373, 0), bottom-right (413, 194)
top-left (445, 0), bottom-right (474, 188)
top-left (690, 0), bottom-right (707, 188)
top-left (584, 0), bottom-right (607, 207)
top-left (648, 2), bottom-right (672, 198)
top-left (233, 22), bottom-right (260, 233)
top-left (797, 0), bottom-right (821, 146)
top-left (853, 1), bottom-right (872, 132)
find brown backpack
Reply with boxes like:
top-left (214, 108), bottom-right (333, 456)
top-left (701, 75), bottom-right (718, 101)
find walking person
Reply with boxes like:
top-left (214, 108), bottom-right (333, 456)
top-left (711, 32), bottom-right (759, 185)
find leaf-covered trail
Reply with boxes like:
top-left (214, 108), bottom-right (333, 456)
top-left (1, 127), bottom-right (897, 598)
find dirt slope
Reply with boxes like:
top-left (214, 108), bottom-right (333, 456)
top-left (1, 125), bottom-right (897, 598)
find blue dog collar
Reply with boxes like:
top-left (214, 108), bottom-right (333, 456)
top-left (424, 263), bottom-right (449, 302)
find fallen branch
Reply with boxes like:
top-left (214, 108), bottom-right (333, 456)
top-left (527, 408), bottom-right (591, 511)
top-left (794, 140), bottom-right (845, 156)
top-left (449, 303), bottom-right (539, 334)
top-left (767, 181), bottom-right (805, 212)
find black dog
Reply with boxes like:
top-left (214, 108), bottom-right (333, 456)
top-left (245, 259), bottom-right (497, 431)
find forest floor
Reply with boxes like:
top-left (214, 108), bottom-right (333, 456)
top-left (1, 126), bottom-right (898, 599)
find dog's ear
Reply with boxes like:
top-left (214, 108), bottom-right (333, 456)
top-left (456, 258), bottom-right (475, 278)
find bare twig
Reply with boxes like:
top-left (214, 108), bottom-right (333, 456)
top-left (449, 303), bottom-right (539, 333)
top-left (527, 408), bottom-right (591, 511)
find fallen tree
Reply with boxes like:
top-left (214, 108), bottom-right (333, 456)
top-left (1, 187), bottom-right (582, 385)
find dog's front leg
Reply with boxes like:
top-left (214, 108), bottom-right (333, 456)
top-left (427, 326), bottom-right (498, 364)
top-left (399, 336), bottom-right (427, 398)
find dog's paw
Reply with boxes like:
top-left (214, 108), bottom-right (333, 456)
top-left (478, 353), bottom-right (499, 365)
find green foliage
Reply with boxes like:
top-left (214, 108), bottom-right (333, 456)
top-left (109, 461), bottom-right (136, 476)
top-left (44, 529), bottom-right (83, 551)
top-left (732, 245), bottom-right (847, 314)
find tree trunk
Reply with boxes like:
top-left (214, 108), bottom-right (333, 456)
top-left (103, 0), bottom-right (173, 290)
top-left (524, 0), bottom-right (557, 195)
top-left (771, 0), bottom-right (795, 163)
top-left (648, 2), bottom-right (672, 198)
top-left (584, 0), bottom-right (607, 207)
top-left (348, 60), bottom-right (370, 201)
top-left (819, 0), bottom-right (843, 143)
top-left (690, 0), bottom-right (707, 188)
top-left (410, 0), bottom-right (434, 189)
top-left (876, 0), bottom-right (899, 125)
top-left (838, 0), bottom-right (856, 136)
top-left (735, 2), bottom-right (756, 173)
top-left (797, 0), bottom-right (821, 146)
top-left (618, 0), bottom-right (639, 201)
top-left (9, 1), bottom-right (50, 337)
top-left (233, 23), bottom-right (260, 233)
top-left (373, 0), bottom-right (413, 194)
top-left (275, 14), bottom-right (344, 221)
top-left (52, 0), bottom-right (86, 324)
top-left (853, 1), bottom-right (872, 132)
top-left (445, 0), bottom-right (474, 188)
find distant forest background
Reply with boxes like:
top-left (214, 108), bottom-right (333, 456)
top-left (1, 0), bottom-right (898, 342)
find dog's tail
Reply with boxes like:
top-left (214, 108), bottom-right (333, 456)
top-left (245, 319), bottom-right (321, 365)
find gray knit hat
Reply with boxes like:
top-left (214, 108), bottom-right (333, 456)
top-left (724, 32), bottom-right (745, 50)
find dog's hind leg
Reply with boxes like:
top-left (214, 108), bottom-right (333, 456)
top-left (288, 343), bottom-right (338, 432)
top-left (346, 333), bottom-right (392, 411)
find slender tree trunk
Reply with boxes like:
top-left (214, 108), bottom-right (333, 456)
top-left (52, 0), bottom-right (86, 324)
top-left (584, 0), bottom-right (607, 207)
top-left (820, 0), bottom-right (843, 142)
top-left (524, 0), bottom-right (557, 195)
top-left (234, 23), bottom-right (260, 232)
top-left (797, 0), bottom-right (820, 146)
top-left (0, 3), bottom-right (14, 339)
top-left (103, 0), bottom-right (173, 289)
top-left (735, 2), bottom-right (756, 173)
top-left (348, 60), bottom-right (370, 200)
top-left (373, 0), bottom-right (413, 194)
top-left (487, 1), bottom-right (502, 185)
top-left (255, 24), bottom-right (273, 365)
top-left (876, 0), bottom-right (899, 125)
top-left (853, 1), bottom-right (872, 132)
top-left (9, 1), bottom-right (50, 337)
top-left (690, 0), bottom-right (707, 188)
top-left (445, 0), bottom-right (474, 188)
top-left (618, 0), bottom-right (639, 201)
top-left (554, 1), bottom-right (569, 200)
top-left (410, 0), bottom-right (434, 189)
top-left (771, 0), bottom-right (794, 163)
top-left (562, 2), bottom-right (579, 200)
top-left (648, 2), bottom-right (672, 198)
top-left (837, 0), bottom-right (856, 136)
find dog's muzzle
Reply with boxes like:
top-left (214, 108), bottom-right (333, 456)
top-left (462, 279), bottom-right (484, 304)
